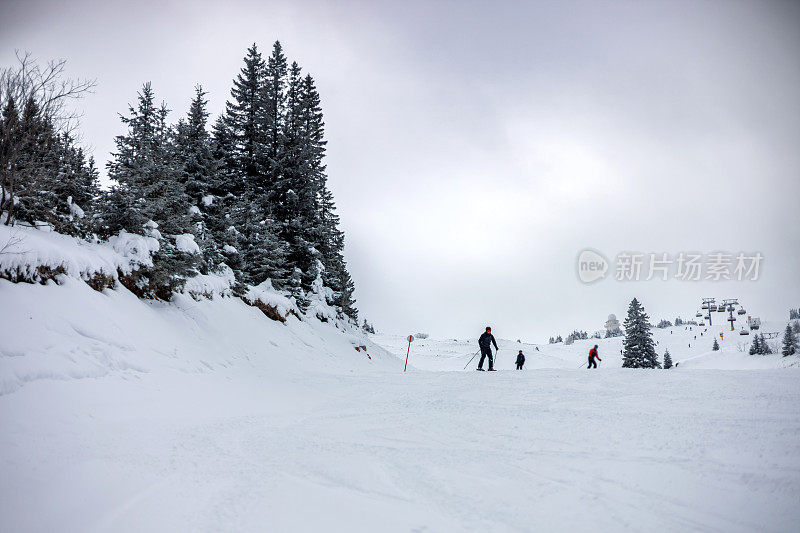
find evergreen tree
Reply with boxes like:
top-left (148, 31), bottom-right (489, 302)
top-left (279, 61), bottom-right (321, 307)
top-left (223, 43), bottom-right (267, 186)
top-left (749, 334), bottom-right (761, 355)
top-left (174, 85), bottom-right (227, 274)
top-left (219, 44), bottom-right (291, 289)
top-left (263, 40), bottom-right (287, 173)
top-left (663, 349), bottom-right (673, 369)
top-left (760, 334), bottom-right (772, 354)
top-left (104, 82), bottom-right (198, 297)
top-left (781, 323), bottom-right (798, 356)
top-left (622, 298), bottom-right (659, 368)
top-left (1, 94), bottom-right (99, 236)
top-left (227, 192), bottom-right (288, 288)
top-left (712, 338), bottom-right (720, 351)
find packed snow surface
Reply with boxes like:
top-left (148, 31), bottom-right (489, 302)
top-left (1, 276), bottom-right (799, 531)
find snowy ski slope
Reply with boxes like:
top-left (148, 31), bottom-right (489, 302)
top-left (378, 319), bottom-right (798, 372)
top-left (1, 272), bottom-right (799, 531)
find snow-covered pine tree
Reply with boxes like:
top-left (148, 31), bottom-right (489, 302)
top-left (227, 193), bottom-right (288, 289)
top-left (8, 111), bottom-right (100, 238)
top-left (712, 338), bottom-right (720, 351)
top-left (663, 349), bottom-right (673, 369)
top-left (174, 85), bottom-right (228, 274)
top-left (3, 96), bottom-right (59, 227)
top-left (263, 40), bottom-right (287, 175)
top-left (1, 55), bottom-right (96, 228)
top-left (279, 61), bottom-right (321, 308)
top-left (296, 72), bottom-right (357, 321)
top-left (781, 323), bottom-right (798, 356)
top-left (104, 82), bottom-right (198, 298)
top-left (621, 298), bottom-right (660, 368)
top-left (220, 44), bottom-right (290, 289)
top-left (749, 334), bottom-right (760, 355)
top-left (759, 333), bottom-right (772, 355)
top-left (224, 43), bottom-right (267, 185)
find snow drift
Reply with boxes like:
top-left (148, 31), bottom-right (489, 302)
top-left (0, 223), bottom-right (394, 396)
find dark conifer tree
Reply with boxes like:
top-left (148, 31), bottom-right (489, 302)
top-left (781, 323), bottom-right (798, 356)
top-left (174, 85), bottom-right (229, 273)
top-left (224, 43), bottom-right (267, 187)
top-left (759, 334), bottom-right (772, 355)
top-left (622, 298), bottom-right (659, 368)
top-left (749, 334), bottom-right (761, 355)
top-left (663, 349), bottom-right (673, 369)
top-left (104, 82), bottom-right (198, 297)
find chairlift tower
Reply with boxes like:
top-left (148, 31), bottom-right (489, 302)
top-left (722, 298), bottom-right (740, 331)
top-left (701, 298), bottom-right (716, 326)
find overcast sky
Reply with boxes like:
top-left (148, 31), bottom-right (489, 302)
top-left (2, 0), bottom-right (799, 341)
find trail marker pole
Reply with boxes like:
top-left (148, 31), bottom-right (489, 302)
top-left (404, 335), bottom-right (414, 372)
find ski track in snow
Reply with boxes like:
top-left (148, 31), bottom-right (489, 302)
top-left (2, 369), bottom-right (799, 532)
top-left (1, 278), bottom-right (800, 531)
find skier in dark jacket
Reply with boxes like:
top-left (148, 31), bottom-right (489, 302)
top-left (588, 345), bottom-right (601, 369)
top-left (478, 326), bottom-right (498, 371)
top-left (515, 350), bottom-right (525, 370)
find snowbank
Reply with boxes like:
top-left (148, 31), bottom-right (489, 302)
top-left (0, 275), bottom-right (394, 396)
top-left (0, 224), bottom-right (392, 395)
top-left (0, 224), bottom-right (156, 284)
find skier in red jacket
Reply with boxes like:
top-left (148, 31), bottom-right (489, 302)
top-left (588, 345), bottom-right (601, 369)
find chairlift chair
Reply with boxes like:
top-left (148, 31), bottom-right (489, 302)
top-left (740, 329), bottom-right (749, 335)
top-left (738, 308), bottom-right (746, 315)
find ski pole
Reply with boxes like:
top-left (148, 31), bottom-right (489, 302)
top-left (463, 350), bottom-right (480, 370)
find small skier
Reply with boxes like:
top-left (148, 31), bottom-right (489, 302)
top-left (477, 326), bottom-right (498, 371)
top-left (515, 350), bottom-right (525, 370)
top-left (588, 345), bottom-right (601, 369)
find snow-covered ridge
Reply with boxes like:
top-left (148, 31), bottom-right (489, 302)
top-left (0, 224), bottom-right (157, 284)
top-left (0, 224), bottom-right (395, 395)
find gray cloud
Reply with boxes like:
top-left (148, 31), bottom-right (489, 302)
top-left (2, 0), bottom-right (798, 340)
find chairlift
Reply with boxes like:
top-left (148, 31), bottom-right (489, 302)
top-left (738, 308), bottom-right (746, 315)
top-left (718, 306), bottom-right (727, 313)
top-left (698, 321), bottom-right (705, 326)
top-left (727, 316), bottom-right (736, 322)
top-left (702, 304), bottom-right (709, 310)
top-left (739, 329), bottom-right (749, 335)
top-left (695, 311), bottom-right (702, 317)
top-left (709, 305), bottom-right (717, 312)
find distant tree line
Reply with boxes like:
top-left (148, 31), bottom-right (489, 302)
top-left (0, 43), bottom-right (357, 321)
